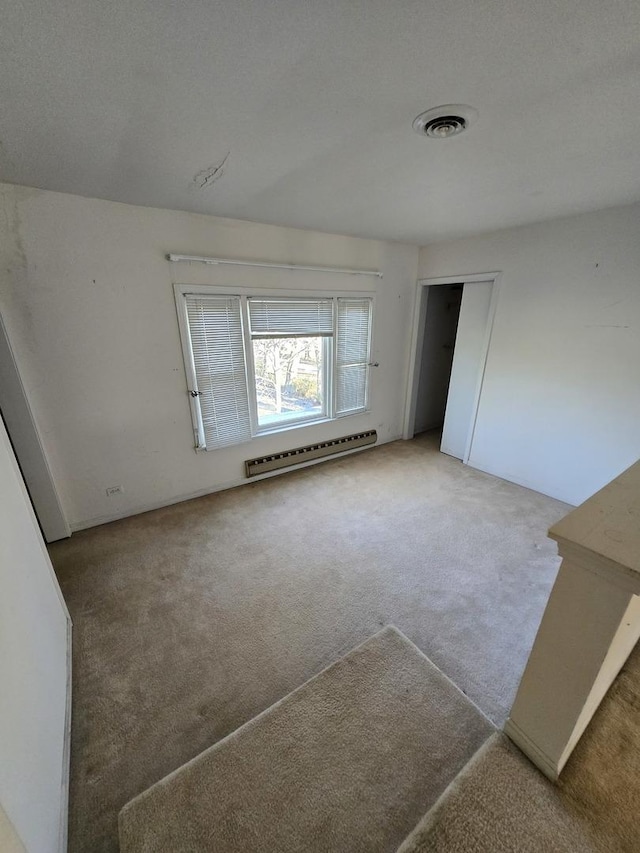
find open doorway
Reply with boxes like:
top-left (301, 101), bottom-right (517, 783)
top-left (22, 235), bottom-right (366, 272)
top-left (404, 273), bottom-right (499, 463)
top-left (413, 285), bottom-right (462, 435)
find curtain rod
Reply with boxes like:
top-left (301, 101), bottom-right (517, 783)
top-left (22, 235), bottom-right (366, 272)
top-left (167, 254), bottom-right (382, 278)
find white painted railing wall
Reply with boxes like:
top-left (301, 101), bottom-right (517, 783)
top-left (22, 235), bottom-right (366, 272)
top-left (505, 458), bottom-right (640, 779)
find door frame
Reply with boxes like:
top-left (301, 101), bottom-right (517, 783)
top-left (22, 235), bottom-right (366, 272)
top-left (0, 313), bottom-right (70, 541)
top-left (403, 272), bottom-right (502, 464)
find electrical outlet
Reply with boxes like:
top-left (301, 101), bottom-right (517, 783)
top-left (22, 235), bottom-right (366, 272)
top-left (105, 485), bottom-right (123, 497)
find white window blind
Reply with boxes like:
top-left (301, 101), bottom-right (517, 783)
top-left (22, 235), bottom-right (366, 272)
top-left (336, 298), bottom-right (372, 415)
top-left (248, 299), bottom-right (334, 336)
top-left (185, 295), bottom-right (252, 449)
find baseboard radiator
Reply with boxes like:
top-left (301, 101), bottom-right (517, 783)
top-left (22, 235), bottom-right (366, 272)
top-left (245, 430), bottom-right (377, 478)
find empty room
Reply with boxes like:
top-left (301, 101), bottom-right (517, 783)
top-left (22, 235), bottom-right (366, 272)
top-left (1, 2), bottom-right (639, 852)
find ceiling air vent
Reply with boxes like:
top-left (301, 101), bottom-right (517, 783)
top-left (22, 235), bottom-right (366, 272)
top-left (423, 115), bottom-right (467, 138)
top-left (413, 104), bottom-right (478, 139)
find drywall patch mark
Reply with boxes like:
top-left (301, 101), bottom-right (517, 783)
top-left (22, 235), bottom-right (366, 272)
top-left (0, 139), bottom-right (17, 172)
top-left (0, 189), bottom-right (34, 343)
top-left (0, 190), bottom-right (27, 271)
top-left (192, 152), bottom-right (230, 190)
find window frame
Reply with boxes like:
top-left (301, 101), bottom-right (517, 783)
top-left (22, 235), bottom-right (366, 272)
top-left (174, 284), bottom-right (375, 450)
top-left (334, 296), bottom-right (374, 417)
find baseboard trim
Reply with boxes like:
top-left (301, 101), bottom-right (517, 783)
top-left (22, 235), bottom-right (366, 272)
top-left (59, 616), bottom-right (72, 853)
top-left (503, 717), bottom-right (559, 781)
top-left (69, 435), bottom-right (402, 532)
top-left (465, 457), bottom-right (577, 507)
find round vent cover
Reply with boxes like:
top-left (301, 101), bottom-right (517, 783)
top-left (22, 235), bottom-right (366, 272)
top-left (413, 104), bottom-right (478, 139)
top-left (424, 115), bottom-right (467, 138)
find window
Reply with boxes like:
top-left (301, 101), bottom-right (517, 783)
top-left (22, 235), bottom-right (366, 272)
top-left (336, 299), bottom-right (373, 415)
top-left (176, 290), bottom-right (373, 450)
top-left (184, 295), bottom-right (252, 449)
top-left (248, 298), bottom-right (333, 430)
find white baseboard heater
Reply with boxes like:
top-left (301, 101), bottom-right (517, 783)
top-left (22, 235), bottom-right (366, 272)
top-left (245, 430), bottom-right (377, 478)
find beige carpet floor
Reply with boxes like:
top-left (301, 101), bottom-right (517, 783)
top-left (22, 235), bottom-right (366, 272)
top-left (397, 640), bottom-right (640, 853)
top-left (50, 432), bottom-right (569, 852)
top-left (557, 639), bottom-right (640, 851)
top-left (119, 626), bottom-right (494, 853)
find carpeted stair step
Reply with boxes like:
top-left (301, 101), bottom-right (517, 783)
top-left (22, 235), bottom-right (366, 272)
top-left (119, 626), bottom-right (494, 853)
top-left (397, 642), bottom-right (640, 853)
top-left (395, 733), bottom-right (606, 853)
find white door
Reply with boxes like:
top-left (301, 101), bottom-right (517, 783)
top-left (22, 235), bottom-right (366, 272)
top-left (441, 281), bottom-right (493, 460)
top-left (0, 314), bottom-right (69, 541)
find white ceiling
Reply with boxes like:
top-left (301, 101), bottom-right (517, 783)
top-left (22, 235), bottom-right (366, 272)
top-left (1, 0), bottom-right (640, 244)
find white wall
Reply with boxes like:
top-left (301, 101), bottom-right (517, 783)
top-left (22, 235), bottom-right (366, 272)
top-left (0, 802), bottom-right (26, 853)
top-left (418, 202), bottom-right (640, 505)
top-left (0, 314), bottom-right (69, 541)
top-left (0, 183), bottom-right (418, 530)
top-left (5, 181), bottom-right (636, 519)
top-left (0, 415), bottom-right (70, 853)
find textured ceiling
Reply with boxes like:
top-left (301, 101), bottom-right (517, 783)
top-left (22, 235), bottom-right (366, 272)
top-left (1, 0), bottom-right (640, 243)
